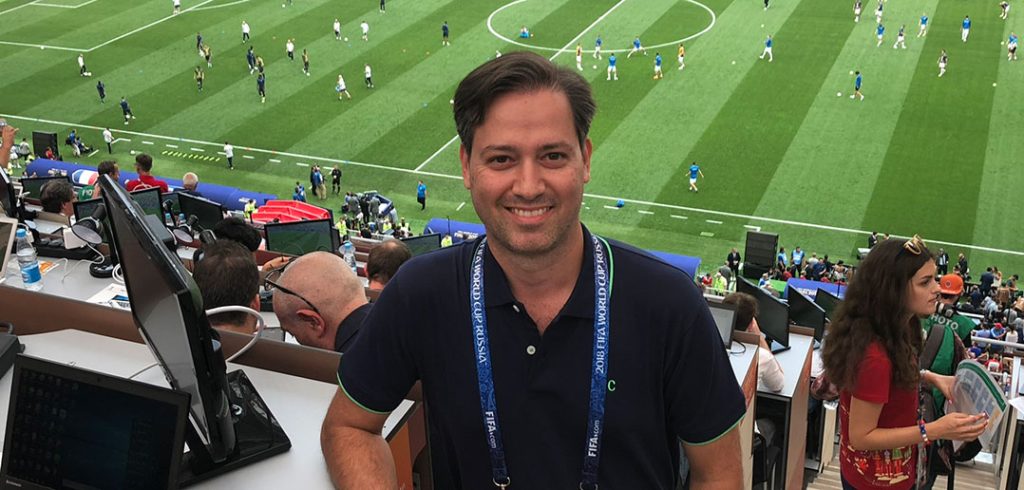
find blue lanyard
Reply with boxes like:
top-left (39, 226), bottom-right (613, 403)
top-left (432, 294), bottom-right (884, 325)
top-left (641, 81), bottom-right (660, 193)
top-left (470, 234), bottom-right (612, 489)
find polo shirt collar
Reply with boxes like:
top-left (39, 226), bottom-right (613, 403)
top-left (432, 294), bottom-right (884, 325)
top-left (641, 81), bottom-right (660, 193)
top-left (482, 224), bottom-right (596, 320)
top-left (334, 303), bottom-right (372, 352)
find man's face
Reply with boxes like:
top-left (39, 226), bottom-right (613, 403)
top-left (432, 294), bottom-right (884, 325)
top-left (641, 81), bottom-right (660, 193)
top-left (460, 89), bottom-right (591, 258)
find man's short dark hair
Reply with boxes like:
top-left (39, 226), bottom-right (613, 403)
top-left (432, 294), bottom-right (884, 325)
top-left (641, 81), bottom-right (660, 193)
top-left (40, 180), bottom-right (74, 213)
top-left (367, 239), bottom-right (412, 286)
top-left (135, 153), bottom-right (153, 172)
top-left (722, 292), bottom-right (759, 333)
top-left (453, 51), bottom-right (596, 154)
top-left (193, 240), bottom-right (259, 326)
top-left (97, 160), bottom-right (118, 176)
top-left (212, 217), bottom-right (261, 252)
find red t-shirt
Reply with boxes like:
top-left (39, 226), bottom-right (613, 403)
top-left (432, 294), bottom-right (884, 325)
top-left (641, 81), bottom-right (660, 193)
top-left (126, 174), bottom-right (169, 193)
top-left (839, 341), bottom-right (918, 489)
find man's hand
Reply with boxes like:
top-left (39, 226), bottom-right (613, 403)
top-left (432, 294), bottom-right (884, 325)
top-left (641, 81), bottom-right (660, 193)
top-left (1, 124), bottom-right (17, 150)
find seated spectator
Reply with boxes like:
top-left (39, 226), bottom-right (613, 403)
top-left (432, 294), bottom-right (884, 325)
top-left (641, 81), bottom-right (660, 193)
top-left (700, 272), bottom-right (713, 289)
top-left (44, 147), bottom-right (55, 160)
top-left (192, 240), bottom-right (261, 335)
top-left (212, 217), bottom-right (261, 252)
top-left (40, 179), bottom-right (76, 217)
top-left (270, 251), bottom-right (370, 352)
top-left (180, 172), bottom-right (203, 197)
top-left (125, 153), bottom-right (169, 192)
top-left (366, 239), bottom-right (412, 290)
top-left (722, 292), bottom-right (785, 392)
top-left (87, 160), bottom-right (120, 199)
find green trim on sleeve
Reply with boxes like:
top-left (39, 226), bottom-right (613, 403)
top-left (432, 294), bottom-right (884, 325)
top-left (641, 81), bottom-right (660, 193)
top-left (337, 372), bottom-right (391, 415)
top-left (681, 412), bottom-right (744, 446)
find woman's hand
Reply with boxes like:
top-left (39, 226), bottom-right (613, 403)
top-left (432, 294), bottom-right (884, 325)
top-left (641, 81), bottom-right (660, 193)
top-left (925, 371), bottom-right (957, 404)
top-left (928, 412), bottom-right (988, 441)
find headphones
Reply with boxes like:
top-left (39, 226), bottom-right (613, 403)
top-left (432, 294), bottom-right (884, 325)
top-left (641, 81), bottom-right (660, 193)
top-left (191, 229), bottom-right (218, 263)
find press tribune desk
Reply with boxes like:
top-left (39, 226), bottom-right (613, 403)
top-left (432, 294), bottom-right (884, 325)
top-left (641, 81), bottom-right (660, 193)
top-left (0, 258), bottom-right (424, 489)
top-left (757, 331), bottom-right (814, 490)
top-left (728, 335), bottom-right (760, 490)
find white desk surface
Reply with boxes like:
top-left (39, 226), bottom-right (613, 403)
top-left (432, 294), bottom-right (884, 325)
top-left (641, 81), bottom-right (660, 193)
top-left (0, 329), bottom-right (414, 489)
top-left (728, 342), bottom-right (758, 386)
top-left (757, 334), bottom-right (814, 399)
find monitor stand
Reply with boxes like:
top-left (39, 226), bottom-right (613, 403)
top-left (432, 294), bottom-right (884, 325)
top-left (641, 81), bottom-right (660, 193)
top-left (89, 256), bottom-right (115, 278)
top-left (769, 339), bottom-right (790, 354)
top-left (178, 370), bottom-right (291, 487)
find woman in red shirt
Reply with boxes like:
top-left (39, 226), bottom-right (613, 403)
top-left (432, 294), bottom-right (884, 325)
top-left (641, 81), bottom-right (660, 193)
top-left (822, 237), bottom-right (988, 489)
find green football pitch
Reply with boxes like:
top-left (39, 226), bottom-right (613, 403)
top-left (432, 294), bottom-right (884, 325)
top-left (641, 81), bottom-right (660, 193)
top-left (2, 0), bottom-right (1022, 277)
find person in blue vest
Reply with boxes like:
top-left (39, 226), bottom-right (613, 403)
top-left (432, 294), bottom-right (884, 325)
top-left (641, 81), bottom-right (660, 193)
top-left (442, 21), bottom-right (450, 46)
top-left (876, 23), bottom-right (885, 47)
top-left (961, 16), bottom-right (971, 42)
top-left (321, 50), bottom-right (745, 490)
top-left (606, 53), bottom-right (618, 80)
top-left (918, 13), bottom-right (929, 37)
top-left (653, 52), bottom-right (663, 79)
top-left (687, 161), bottom-right (704, 192)
top-left (593, 34), bottom-right (603, 59)
top-left (791, 246), bottom-right (805, 270)
top-left (627, 36), bottom-right (646, 58)
top-left (854, 70), bottom-right (864, 100)
top-left (416, 179), bottom-right (427, 210)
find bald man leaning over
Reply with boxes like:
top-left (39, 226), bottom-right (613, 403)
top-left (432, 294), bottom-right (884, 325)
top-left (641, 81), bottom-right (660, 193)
top-left (270, 251), bottom-right (371, 352)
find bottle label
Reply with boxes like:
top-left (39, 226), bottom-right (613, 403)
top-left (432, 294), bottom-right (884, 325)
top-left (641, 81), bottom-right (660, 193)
top-left (21, 262), bottom-right (41, 284)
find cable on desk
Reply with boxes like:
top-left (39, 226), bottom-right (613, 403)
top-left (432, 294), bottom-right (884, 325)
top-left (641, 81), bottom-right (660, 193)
top-left (728, 341), bottom-right (748, 356)
top-left (128, 362), bottom-right (159, 380)
top-left (204, 305), bottom-right (267, 363)
top-left (61, 243), bottom-right (106, 283)
top-left (111, 263), bottom-right (124, 284)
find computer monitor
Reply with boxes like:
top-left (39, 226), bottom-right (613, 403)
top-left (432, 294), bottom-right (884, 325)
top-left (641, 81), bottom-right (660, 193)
top-left (1, 355), bottom-right (190, 490)
top-left (814, 289), bottom-right (842, 324)
top-left (163, 191), bottom-right (181, 216)
top-left (0, 166), bottom-right (14, 217)
top-left (737, 278), bottom-right (790, 351)
top-left (18, 175), bottom-right (71, 203)
top-left (787, 285), bottom-right (826, 341)
top-left (707, 302), bottom-right (739, 349)
top-left (130, 187), bottom-right (163, 217)
top-left (177, 192), bottom-right (224, 232)
top-left (99, 175), bottom-right (236, 464)
top-left (400, 233), bottom-right (441, 257)
top-left (74, 197), bottom-right (112, 245)
top-left (100, 174), bottom-right (289, 484)
top-left (264, 219), bottom-right (336, 256)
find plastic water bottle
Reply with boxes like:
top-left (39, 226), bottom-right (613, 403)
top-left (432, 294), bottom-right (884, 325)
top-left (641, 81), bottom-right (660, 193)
top-left (178, 213), bottom-right (186, 225)
top-left (15, 228), bottom-right (42, 291)
top-left (343, 241), bottom-right (357, 275)
top-left (165, 211), bottom-right (173, 227)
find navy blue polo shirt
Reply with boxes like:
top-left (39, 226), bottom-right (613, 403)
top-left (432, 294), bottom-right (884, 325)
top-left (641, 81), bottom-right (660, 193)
top-left (339, 226), bottom-right (745, 489)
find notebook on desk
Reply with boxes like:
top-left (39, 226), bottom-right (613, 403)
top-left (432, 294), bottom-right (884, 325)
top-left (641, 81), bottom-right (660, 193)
top-left (0, 217), bottom-right (17, 285)
top-left (0, 355), bottom-right (190, 490)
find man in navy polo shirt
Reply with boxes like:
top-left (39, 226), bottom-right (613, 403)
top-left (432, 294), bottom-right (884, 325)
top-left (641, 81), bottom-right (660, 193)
top-left (321, 51), bottom-right (745, 489)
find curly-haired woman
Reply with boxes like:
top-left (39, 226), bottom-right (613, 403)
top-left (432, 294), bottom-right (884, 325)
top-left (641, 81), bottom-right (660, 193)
top-left (822, 237), bottom-right (988, 489)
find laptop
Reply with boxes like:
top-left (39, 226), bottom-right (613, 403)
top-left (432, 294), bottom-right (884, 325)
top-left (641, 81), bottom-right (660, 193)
top-left (1, 355), bottom-right (191, 490)
top-left (0, 217), bottom-right (17, 285)
top-left (707, 302), bottom-right (739, 349)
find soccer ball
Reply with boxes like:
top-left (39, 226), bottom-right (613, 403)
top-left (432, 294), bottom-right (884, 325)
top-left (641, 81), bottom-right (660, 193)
top-left (449, 99), bottom-right (454, 104)
top-left (592, 64), bottom-right (597, 69)
top-left (837, 92), bottom-right (842, 97)
top-left (850, 95), bottom-right (855, 99)
top-left (344, 37), bottom-right (348, 42)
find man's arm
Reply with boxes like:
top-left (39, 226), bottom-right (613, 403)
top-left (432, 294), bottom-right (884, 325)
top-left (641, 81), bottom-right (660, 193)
top-left (321, 388), bottom-right (397, 489)
top-left (683, 426), bottom-right (743, 489)
top-left (0, 125), bottom-right (17, 171)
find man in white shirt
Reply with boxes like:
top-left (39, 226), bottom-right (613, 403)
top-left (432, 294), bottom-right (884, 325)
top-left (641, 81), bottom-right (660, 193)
top-left (360, 21), bottom-right (369, 41)
top-left (723, 292), bottom-right (785, 392)
top-left (364, 64), bottom-right (373, 88)
top-left (242, 21), bottom-right (251, 43)
top-left (224, 141), bottom-right (234, 170)
top-left (102, 128), bottom-right (113, 154)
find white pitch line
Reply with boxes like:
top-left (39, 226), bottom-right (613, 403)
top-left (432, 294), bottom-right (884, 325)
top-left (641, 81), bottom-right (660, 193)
top-left (111, 138), bottom-right (130, 144)
top-left (242, 155), bottom-right (255, 159)
top-left (0, 0), bottom-right (38, 17)
top-left (700, 232), bottom-right (715, 237)
top-left (415, 0), bottom-right (627, 173)
top-left (638, 210), bottom-right (654, 215)
top-left (296, 162), bottom-right (310, 167)
top-left (190, 147), bottom-right (204, 152)
top-left (706, 219), bottom-right (722, 225)
top-left (7, 112), bottom-right (1023, 257)
top-left (456, 201), bottom-right (466, 211)
top-left (141, 140), bottom-right (154, 145)
top-left (190, 0), bottom-right (249, 11)
top-left (269, 158), bottom-right (281, 163)
top-left (0, 39), bottom-right (80, 51)
top-left (165, 144), bottom-right (178, 148)
top-left (85, 0), bottom-right (217, 52)
top-left (87, 149), bottom-right (98, 157)
top-left (34, 0), bottom-right (98, 8)
top-left (603, 205), bottom-right (620, 210)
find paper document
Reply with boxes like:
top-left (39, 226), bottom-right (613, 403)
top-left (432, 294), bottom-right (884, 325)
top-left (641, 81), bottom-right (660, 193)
top-left (85, 283), bottom-right (131, 310)
top-left (946, 360), bottom-right (1008, 450)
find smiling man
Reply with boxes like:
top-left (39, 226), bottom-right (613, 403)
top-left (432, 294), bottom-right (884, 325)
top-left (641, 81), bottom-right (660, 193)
top-left (321, 52), bottom-right (744, 489)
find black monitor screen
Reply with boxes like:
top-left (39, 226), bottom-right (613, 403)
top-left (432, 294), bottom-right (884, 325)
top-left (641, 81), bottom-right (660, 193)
top-left (400, 233), bottom-right (441, 257)
top-left (788, 285), bottom-right (826, 341)
top-left (178, 192), bottom-right (224, 231)
top-left (707, 302), bottom-right (738, 348)
top-left (1, 355), bottom-right (189, 490)
top-left (130, 187), bottom-right (162, 217)
top-left (162, 191), bottom-right (181, 216)
top-left (19, 175), bottom-right (71, 202)
top-left (737, 278), bottom-right (789, 348)
top-left (815, 289), bottom-right (842, 323)
top-left (265, 219), bottom-right (336, 255)
top-left (100, 176), bottom-right (234, 463)
top-left (0, 166), bottom-right (14, 217)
